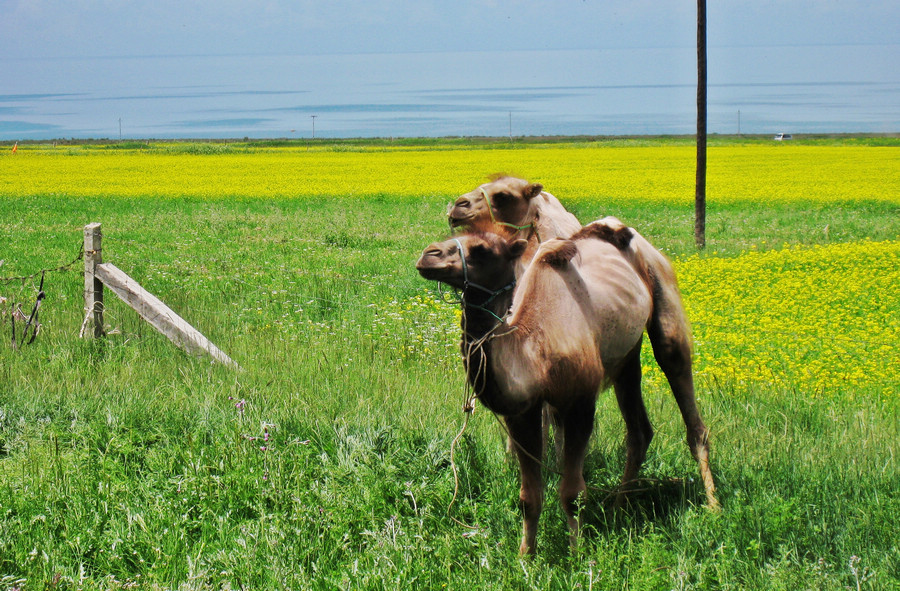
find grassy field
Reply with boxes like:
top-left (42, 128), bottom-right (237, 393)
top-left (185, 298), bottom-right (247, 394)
top-left (1, 138), bottom-right (898, 589)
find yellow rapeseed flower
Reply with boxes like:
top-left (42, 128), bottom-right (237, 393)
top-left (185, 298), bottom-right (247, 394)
top-left (2, 145), bottom-right (897, 204)
top-left (677, 241), bottom-right (899, 398)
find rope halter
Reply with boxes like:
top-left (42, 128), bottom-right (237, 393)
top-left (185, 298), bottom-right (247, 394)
top-left (480, 188), bottom-right (536, 234)
top-left (452, 237), bottom-right (515, 324)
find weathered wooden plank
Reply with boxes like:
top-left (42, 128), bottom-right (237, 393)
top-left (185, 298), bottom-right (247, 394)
top-left (95, 262), bottom-right (239, 368)
top-left (83, 222), bottom-right (105, 337)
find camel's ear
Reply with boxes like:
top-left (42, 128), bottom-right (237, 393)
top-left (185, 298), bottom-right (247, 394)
top-left (508, 239), bottom-right (528, 260)
top-left (524, 183), bottom-right (543, 200)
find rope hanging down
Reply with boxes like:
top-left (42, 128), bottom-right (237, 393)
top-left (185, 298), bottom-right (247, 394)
top-left (0, 244), bottom-right (84, 285)
top-left (2, 244), bottom-right (82, 349)
top-left (8, 272), bottom-right (46, 349)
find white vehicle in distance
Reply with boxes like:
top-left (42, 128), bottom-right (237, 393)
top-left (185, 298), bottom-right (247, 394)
top-left (774, 132), bottom-right (793, 140)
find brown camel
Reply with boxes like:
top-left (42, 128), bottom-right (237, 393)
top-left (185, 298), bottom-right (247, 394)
top-left (447, 176), bottom-right (718, 514)
top-left (417, 222), bottom-right (714, 554)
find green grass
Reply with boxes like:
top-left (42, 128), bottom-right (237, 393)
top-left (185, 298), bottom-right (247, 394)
top-left (1, 141), bottom-right (898, 590)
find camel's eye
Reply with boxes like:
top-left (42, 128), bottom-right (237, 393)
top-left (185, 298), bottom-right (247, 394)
top-left (455, 199), bottom-right (470, 209)
top-left (492, 192), bottom-right (512, 205)
top-left (468, 243), bottom-right (490, 260)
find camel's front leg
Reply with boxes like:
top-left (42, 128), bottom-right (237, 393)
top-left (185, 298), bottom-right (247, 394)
top-left (505, 404), bottom-right (545, 555)
top-left (558, 396), bottom-right (597, 547)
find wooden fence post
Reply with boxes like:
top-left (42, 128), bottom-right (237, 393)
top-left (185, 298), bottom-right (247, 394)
top-left (81, 221), bottom-right (239, 368)
top-left (94, 263), bottom-right (239, 368)
top-left (83, 222), bottom-right (105, 337)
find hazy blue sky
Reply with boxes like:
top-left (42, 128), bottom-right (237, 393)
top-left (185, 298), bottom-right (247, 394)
top-left (3, 0), bottom-right (898, 59)
top-left (2, 1), bottom-right (898, 139)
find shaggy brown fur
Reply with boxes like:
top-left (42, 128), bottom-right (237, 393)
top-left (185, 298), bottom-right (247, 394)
top-left (538, 240), bottom-right (579, 269)
top-left (570, 222), bottom-right (635, 251)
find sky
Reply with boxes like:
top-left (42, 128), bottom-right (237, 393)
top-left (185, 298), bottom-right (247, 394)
top-left (2, 0), bottom-right (898, 60)
top-left (1, 1), bottom-right (898, 139)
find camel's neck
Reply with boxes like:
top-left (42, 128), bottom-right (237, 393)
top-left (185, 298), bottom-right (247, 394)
top-left (535, 191), bottom-right (582, 240)
top-left (459, 283), bottom-right (517, 412)
top-left (460, 284), bottom-right (514, 341)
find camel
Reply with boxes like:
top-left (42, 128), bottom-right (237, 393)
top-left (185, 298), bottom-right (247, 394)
top-left (417, 222), bottom-right (716, 554)
top-left (447, 175), bottom-right (581, 276)
top-left (447, 176), bottom-right (718, 513)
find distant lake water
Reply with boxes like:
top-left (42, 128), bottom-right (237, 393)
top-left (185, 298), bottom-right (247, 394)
top-left (2, 45), bottom-right (898, 140)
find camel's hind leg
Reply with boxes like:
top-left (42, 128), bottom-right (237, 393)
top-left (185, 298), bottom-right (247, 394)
top-left (646, 291), bottom-right (719, 510)
top-left (505, 403), bottom-right (545, 555)
top-left (598, 222), bottom-right (718, 508)
top-left (613, 342), bottom-right (653, 507)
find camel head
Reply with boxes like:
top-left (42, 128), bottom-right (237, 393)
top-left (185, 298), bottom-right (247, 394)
top-left (416, 230), bottom-right (528, 293)
top-left (447, 176), bottom-right (544, 231)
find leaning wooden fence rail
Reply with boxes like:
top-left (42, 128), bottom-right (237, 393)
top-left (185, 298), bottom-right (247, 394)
top-left (82, 222), bottom-right (239, 368)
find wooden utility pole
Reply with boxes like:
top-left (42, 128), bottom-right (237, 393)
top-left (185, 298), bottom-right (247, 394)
top-left (695, 0), bottom-right (708, 249)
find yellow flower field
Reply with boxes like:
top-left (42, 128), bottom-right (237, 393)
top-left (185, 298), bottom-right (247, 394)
top-left (2, 143), bottom-right (898, 204)
top-left (1, 142), bottom-right (896, 401)
top-left (676, 240), bottom-right (899, 398)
